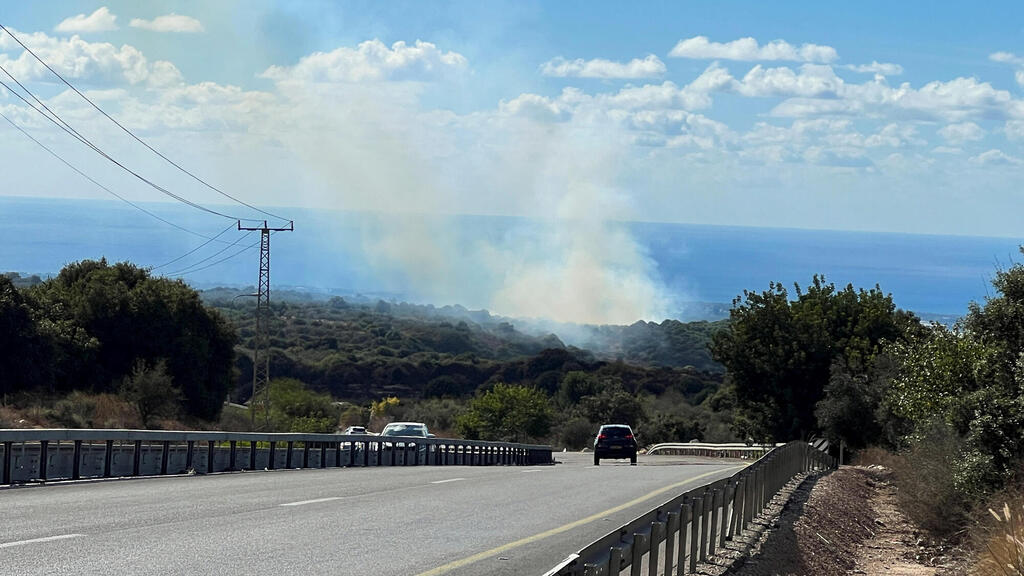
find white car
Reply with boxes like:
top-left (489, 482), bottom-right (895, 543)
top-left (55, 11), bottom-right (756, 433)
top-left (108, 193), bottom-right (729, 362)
top-left (379, 422), bottom-right (433, 438)
top-left (340, 426), bottom-right (370, 435)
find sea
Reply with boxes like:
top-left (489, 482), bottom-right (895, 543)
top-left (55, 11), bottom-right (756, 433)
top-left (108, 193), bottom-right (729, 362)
top-left (2, 195), bottom-right (1021, 322)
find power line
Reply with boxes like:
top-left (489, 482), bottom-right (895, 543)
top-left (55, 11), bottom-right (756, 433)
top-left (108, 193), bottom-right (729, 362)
top-left (0, 109), bottom-right (234, 244)
top-left (151, 222), bottom-right (238, 270)
top-left (163, 231), bottom-right (259, 277)
top-left (0, 22), bottom-right (291, 225)
top-left (0, 66), bottom-right (247, 219)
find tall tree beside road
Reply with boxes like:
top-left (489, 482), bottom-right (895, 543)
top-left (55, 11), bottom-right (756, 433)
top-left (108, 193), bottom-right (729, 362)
top-left (27, 259), bottom-right (236, 420)
top-left (710, 275), bottom-right (919, 442)
top-left (0, 275), bottom-right (49, 396)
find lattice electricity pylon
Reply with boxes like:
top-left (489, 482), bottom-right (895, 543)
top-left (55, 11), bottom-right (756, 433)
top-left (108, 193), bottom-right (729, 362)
top-left (238, 220), bottom-right (294, 429)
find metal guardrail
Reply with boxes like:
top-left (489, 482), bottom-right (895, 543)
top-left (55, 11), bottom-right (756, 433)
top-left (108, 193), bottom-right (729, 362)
top-left (645, 442), bottom-right (784, 459)
top-left (0, 429), bottom-right (553, 486)
top-left (544, 441), bottom-right (835, 575)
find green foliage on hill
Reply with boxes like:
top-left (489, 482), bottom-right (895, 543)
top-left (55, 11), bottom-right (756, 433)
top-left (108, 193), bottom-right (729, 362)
top-left (212, 297), bottom-right (724, 408)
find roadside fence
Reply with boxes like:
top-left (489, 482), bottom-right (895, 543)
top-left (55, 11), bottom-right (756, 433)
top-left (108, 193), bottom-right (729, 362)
top-left (544, 441), bottom-right (834, 575)
top-left (0, 429), bottom-right (553, 486)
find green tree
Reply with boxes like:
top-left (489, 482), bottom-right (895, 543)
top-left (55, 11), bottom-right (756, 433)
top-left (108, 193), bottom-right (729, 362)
top-left (577, 381), bottom-right (646, 426)
top-left (28, 259), bottom-right (236, 419)
top-left (0, 276), bottom-right (49, 396)
top-left (556, 371), bottom-right (599, 408)
top-left (259, 378), bottom-right (339, 433)
top-left (119, 359), bottom-right (182, 428)
top-left (456, 383), bottom-right (552, 442)
top-left (641, 412), bottom-right (705, 445)
top-left (711, 275), bottom-right (918, 442)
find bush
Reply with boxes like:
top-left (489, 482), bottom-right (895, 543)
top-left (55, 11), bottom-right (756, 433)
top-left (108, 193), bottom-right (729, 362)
top-left (890, 421), bottom-right (974, 537)
top-left (557, 417), bottom-right (597, 450)
top-left (50, 392), bottom-right (140, 429)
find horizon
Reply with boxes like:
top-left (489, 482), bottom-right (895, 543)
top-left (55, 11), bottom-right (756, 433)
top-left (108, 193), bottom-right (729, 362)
top-left (2, 195), bottom-right (1017, 323)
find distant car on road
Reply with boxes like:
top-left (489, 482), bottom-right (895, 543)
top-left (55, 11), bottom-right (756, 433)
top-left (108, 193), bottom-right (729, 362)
top-left (379, 422), bottom-right (434, 461)
top-left (340, 426), bottom-right (369, 435)
top-left (379, 422), bottom-right (433, 438)
top-left (593, 424), bottom-right (638, 466)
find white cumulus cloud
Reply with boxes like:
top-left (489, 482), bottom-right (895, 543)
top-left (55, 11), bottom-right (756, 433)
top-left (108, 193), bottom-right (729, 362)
top-left (260, 39), bottom-right (467, 84)
top-left (129, 14), bottom-right (204, 34)
top-left (938, 122), bottom-right (985, 144)
top-left (736, 64), bottom-right (842, 98)
top-left (846, 61), bottom-right (903, 76)
top-left (669, 36), bottom-right (838, 63)
top-left (990, 52), bottom-right (1024, 67)
top-left (970, 149), bottom-right (1021, 166)
top-left (55, 7), bottom-right (118, 33)
top-left (540, 55), bottom-right (665, 79)
top-left (0, 30), bottom-right (183, 87)
top-left (990, 52), bottom-right (1024, 87)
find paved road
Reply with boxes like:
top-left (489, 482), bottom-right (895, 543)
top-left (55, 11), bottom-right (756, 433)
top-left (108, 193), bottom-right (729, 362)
top-left (0, 452), bottom-right (745, 576)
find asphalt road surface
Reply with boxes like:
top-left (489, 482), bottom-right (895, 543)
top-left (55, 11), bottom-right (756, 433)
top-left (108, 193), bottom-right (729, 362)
top-left (0, 452), bottom-right (745, 576)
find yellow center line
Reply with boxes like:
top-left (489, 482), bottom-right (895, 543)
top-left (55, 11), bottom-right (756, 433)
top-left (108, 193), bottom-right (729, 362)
top-left (414, 465), bottom-right (746, 576)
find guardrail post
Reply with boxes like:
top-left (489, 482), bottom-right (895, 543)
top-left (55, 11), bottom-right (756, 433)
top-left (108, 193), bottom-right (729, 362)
top-left (104, 440), bottom-right (114, 478)
top-left (286, 441), bottom-right (294, 469)
top-left (159, 441), bottom-right (169, 476)
top-left (631, 531), bottom-right (647, 576)
top-left (721, 482), bottom-right (734, 547)
top-left (207, 440), bottom-right (215, 473)
top-left (319, 443), bottom-right (326, 468)
top-left (336, 442), bottom-right (343, 467)
top-left (249, 441), bottom-right (257, 470)
top-left (2, 442), bottom-right (10, 485)
top-left (650, 521), bottom-right (665, 576)
top-left (302, 442), bottom-right (309, 469)
top-left (185, 440), bottom-right (194, 473)
top-left (268, 441), bottom-right (277, 470)
top-left (665, 511), bottom-right (679, 576)
top-left (687, 499), bottom-right (698, 574)
top-left (693, 494), bottom-right (706, 564)
top-left (729, 478), bottom-right (743, 539)
top-left (38, 440), bottom-right (48, 481)
top-left (133, 440), bottom-right (142, 476)
top-left (608, 546), bottom-right (623, 575)
top-left (229, 441), bottom-right (237, 471)
top-left (709, 489), bottom-right (721, 557)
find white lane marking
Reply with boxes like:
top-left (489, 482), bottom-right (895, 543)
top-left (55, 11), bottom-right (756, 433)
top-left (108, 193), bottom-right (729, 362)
top-left (0, 534), bottom-right (84, 549)
top-left (279, 497), bottom-right (342, 507)
top-left (430, 478), bottom-right (466, 484)
top-left (520, 469), bottom-right (546, 473)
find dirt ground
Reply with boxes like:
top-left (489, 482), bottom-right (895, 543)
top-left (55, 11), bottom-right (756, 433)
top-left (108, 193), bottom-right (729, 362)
top-left (728, 466), bottom-right (968, 576)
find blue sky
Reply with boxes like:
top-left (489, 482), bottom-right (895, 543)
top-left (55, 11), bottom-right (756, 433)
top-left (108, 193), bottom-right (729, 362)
top-left (3, 2), bottom-right (1024, 322)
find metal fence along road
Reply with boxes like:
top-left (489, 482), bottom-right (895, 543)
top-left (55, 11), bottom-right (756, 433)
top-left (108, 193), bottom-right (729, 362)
top-left (543, 441), bottom-right (835, 575)
top-left (0, 429), bottom-right (553, 486)
top-left (645, 442), bottom-right (784, 459)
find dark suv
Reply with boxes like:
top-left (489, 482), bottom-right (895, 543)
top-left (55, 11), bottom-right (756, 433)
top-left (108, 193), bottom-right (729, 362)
top-left (593, 424), bottom-right (638, 466)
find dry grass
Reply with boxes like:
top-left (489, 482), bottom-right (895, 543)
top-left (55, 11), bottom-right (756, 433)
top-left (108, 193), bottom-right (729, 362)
top-left (974, 496), bottom-right (1024, 575)
top-left (853, 446), bottom-right (903, 468)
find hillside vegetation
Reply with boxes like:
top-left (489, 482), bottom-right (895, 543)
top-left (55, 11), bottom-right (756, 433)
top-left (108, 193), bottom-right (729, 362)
top-left (1, 260), bottom-right (729, 446)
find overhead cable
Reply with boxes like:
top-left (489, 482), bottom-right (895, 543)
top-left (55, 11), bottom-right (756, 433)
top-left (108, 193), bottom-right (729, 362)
top-left (0, 22), bottom-right (291, 225)
top-left (0, 70), bottom-right (249, 222)
top-left (0, 110), bottom-right (233, 244)
top-left (150, 222), bottom-right (239, 270)
top-left (163, 231), bottom-right (259, 277)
